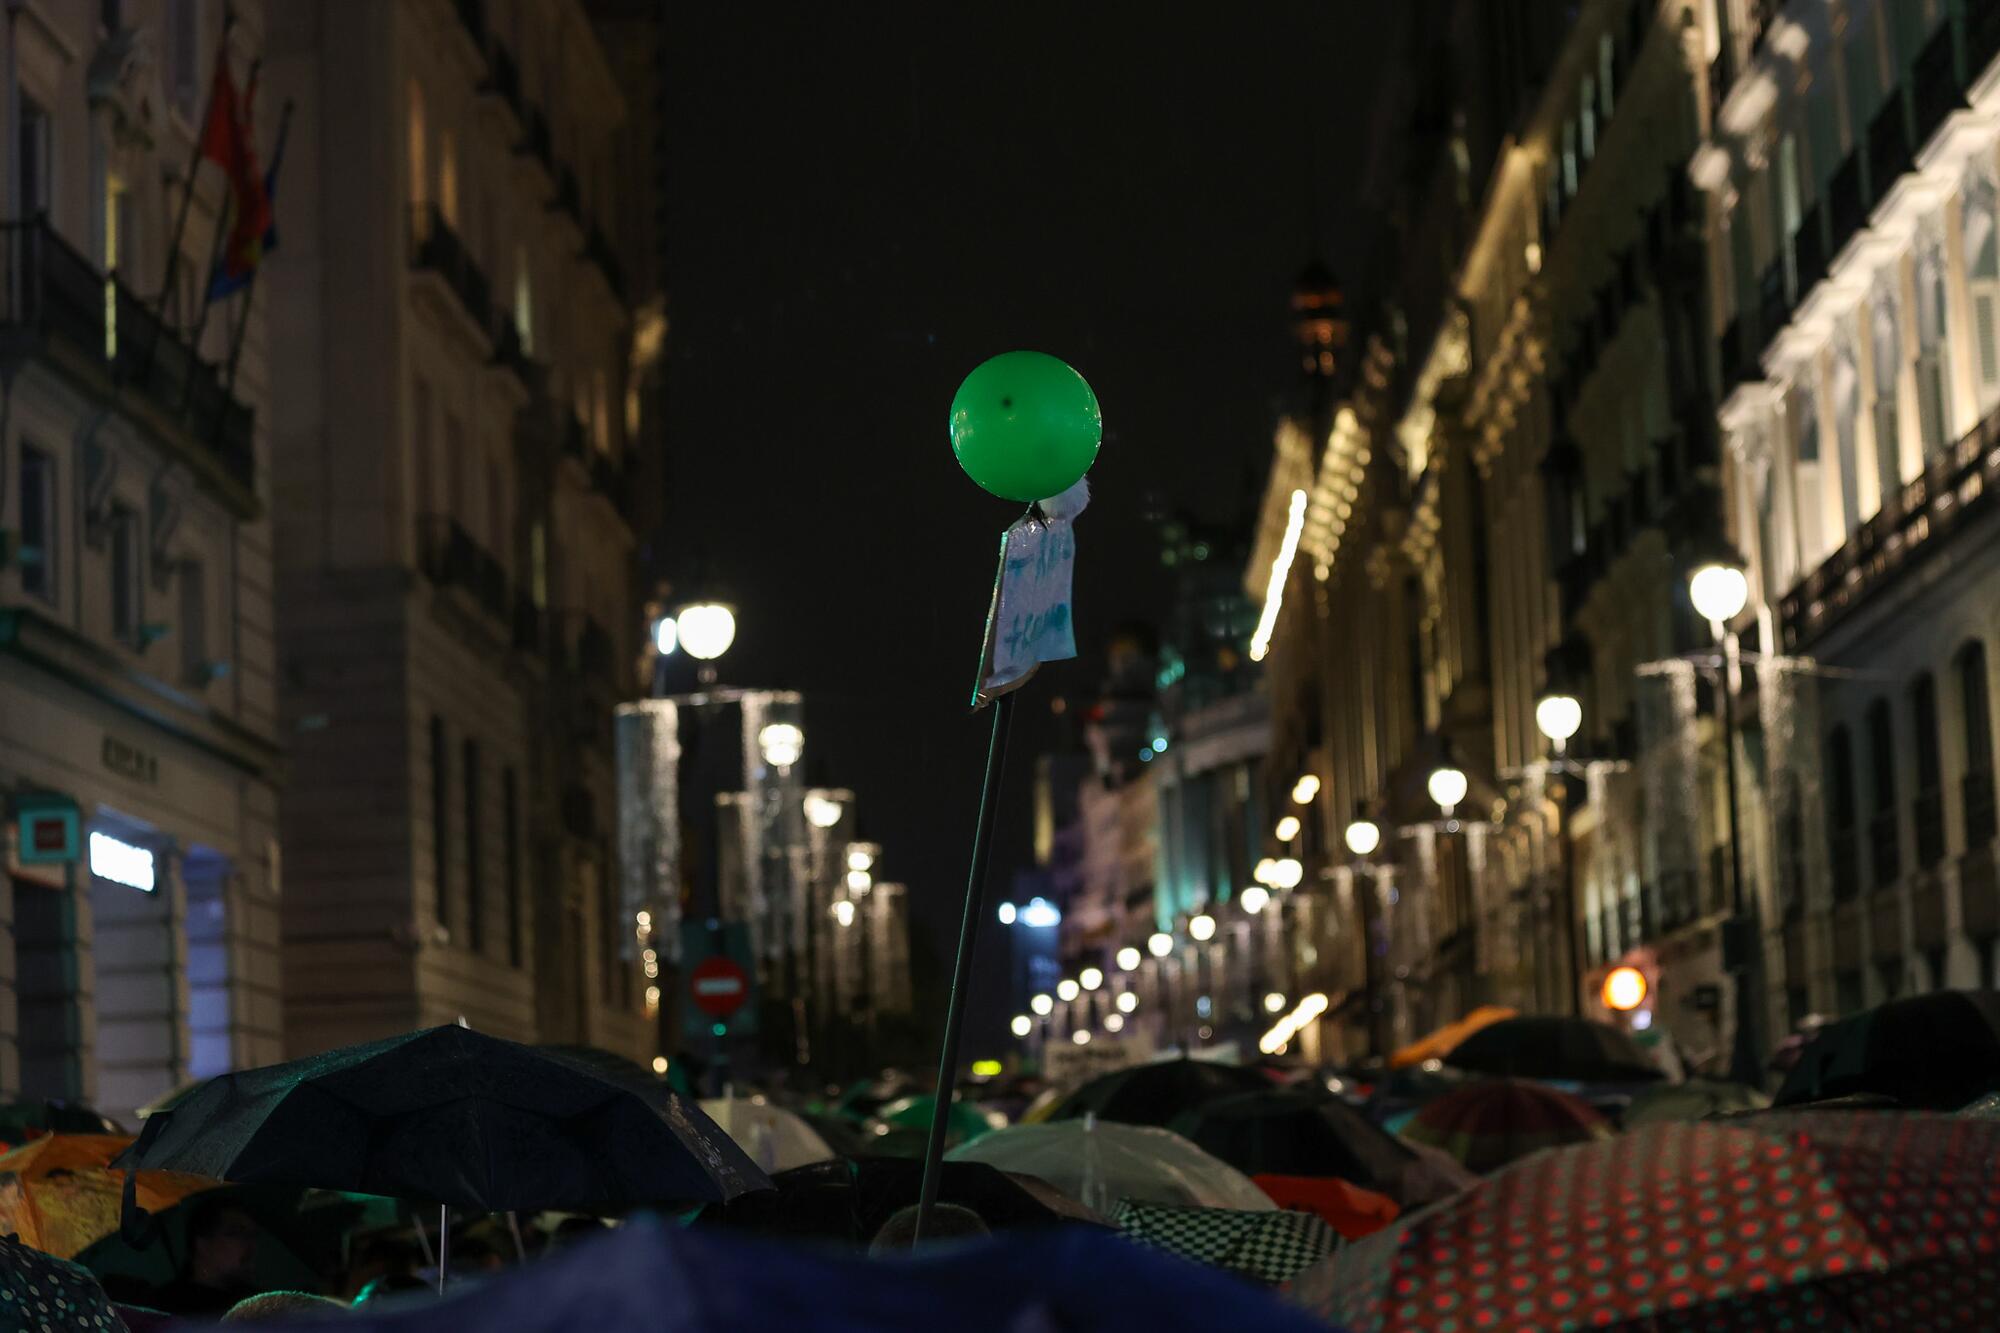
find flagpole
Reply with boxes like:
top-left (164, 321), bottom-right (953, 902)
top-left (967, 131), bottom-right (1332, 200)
top-left (220, 97), bottom-right (290, 411)
top-left (144, 19), bottom-right (235, 383)
top-left (184, 59), bottom-right (258, 376)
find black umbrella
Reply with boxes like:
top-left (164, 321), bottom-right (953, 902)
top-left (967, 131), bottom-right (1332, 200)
top-left (1774, 989), bottom-right (2000, 1111)
top-left (1167, 1089), bottom-right (1470, 1209)
top-left (1050, 1059), bottom-right (1273, 1127)
top-left (694, 1156), bottom-right (1103, 1247)
top-left (118, 1026), bottom-right (770, 1214)
top-left (1443, 1016), bottom-right (1665, 1084)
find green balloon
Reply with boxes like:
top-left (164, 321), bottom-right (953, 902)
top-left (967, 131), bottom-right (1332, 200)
top-left (949, 351), bottom-right (1102, 502)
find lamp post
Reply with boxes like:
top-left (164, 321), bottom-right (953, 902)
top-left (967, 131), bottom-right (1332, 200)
top-left (1689, 553), bottom-right (1761, 1086)
top-left (1343, 806), bottom-right (1389, 1062)
top-left (1534, 691), bottom-right (1585, 1016)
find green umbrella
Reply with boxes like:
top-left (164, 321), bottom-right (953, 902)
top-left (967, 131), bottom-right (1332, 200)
top-left (877, 1095), bottom-right (996, 1147)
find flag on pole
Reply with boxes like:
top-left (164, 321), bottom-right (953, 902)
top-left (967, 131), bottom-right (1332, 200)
top-left (198, 57), bottom-right (272, 298)
top-left (209, 93), bottom-right (289, 300)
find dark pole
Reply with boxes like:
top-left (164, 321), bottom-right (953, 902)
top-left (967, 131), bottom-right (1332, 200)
top-left (1720, 630), bottom-right (1762, 1085)
top-left (913, 690), bottom-right (1016, 1240)
top-left (1555, 769), bottom-right (1584, 1016)
top-left (1355, 860), bottom-right (1386, 1061)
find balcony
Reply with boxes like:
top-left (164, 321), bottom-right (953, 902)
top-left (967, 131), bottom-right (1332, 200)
top-left (0, 219), bottom-right (255, 512)
top-left (1966, 769), bottom-right (1998, 851)
top-left (1792, 204), bottom-right (1828, 297)
top-left (1866, 100), bottom-right (1913, 212)
top-left (489, 316), bottom-right (532, 389)
top-left (1827, 152), bottom-right (1865, 259)
top-left (479, 42), bottom-right (523, 125)
top-left (1868, 809), bottom-right (1901, 890)
top-left (408, 205), bottom-right (493, 345)
top-left (1914, 786), bottom-right (1946, 870)
top-left (418, 515), bottom-right (510, 626)
top-left (583, 224), bottom-right (627, 304)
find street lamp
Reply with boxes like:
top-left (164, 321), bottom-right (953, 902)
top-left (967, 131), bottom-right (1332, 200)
top-left (1103, 1012), bottom-right (1125, 1033)
top-left (996, 902), bottom-right (1017, 925)
top-left (1115, 990), bottom-right (1138, 1013)
top-left (757, 721), bottom-right (804, 770)
top-left (1240, 885), bottom-right (1271, 914)
top-left (846, 843), bottom-right (878, 873)
top-left (1080, 967), bottom-right (1104, 991)
top-left (652, 615), bottom-right (679, 656)
top-left (1116, 946), bottom-right (1141, 971)
top-left (1030, 993), bottom-right (1054, 1016)
top-left (1291, 774), bottom-right (1321, 804)
top-left (1536, 690), bottom-right (1586, 1017)
top-left (1343, 815), bottom-right (1382, 857)
top-left (1071, 1029), bottom-right (1091, 1046)
top-left (1010, 1014), bottom-right (1033, 1038)
top-left (676, 601), bottom-right (737, 661)
top-left (1264, 991), bottom-right (1287, 1014)
top-left (1343, 802), bottom-right (1389, 1061)
top-left (1056, 978), bottom-right (1081, 1002)
top-left (1688, 548), bottom-right (1760, 1085)
top-left (1268, 857), bottom-right (1303, 890)
top-left (1147, 931), bottom-right (1174, 958)
top-left (803, 791), bottom-right (845, 828)
top-left (832, 899), bottom-right (856, 928)
top-left (1602, 965), bottom-right (1648, 1012)
top-left (1426, 763), bottom-right (1468, 820)
top-left (845, 869), bottom-right (872, 895)
top-left (1189, 913), bottom-right (1217, 942)
top-left (1274, 814), bottom-right (1301, 842)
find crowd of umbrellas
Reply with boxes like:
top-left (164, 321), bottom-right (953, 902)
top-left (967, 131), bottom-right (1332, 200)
top-left (2, 990), bottom-right (1999, 1329)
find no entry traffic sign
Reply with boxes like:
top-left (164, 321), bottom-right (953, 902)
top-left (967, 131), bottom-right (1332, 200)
top-left (689, 955), bottom-right (749, 1019)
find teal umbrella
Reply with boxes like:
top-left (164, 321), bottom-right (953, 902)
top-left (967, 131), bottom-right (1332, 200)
top-left (877, 1095), bottom-right (996, 1147)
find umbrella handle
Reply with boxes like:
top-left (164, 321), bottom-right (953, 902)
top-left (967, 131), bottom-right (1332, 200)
top-left (437, 1205), bottom-right (449, 1296)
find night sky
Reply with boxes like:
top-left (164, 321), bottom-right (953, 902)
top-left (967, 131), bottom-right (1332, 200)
top-left (658, 7), bottom-right (1411, 1033)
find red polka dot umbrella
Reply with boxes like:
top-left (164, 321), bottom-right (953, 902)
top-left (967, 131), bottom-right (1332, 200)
top-left (1285, 1112), bottom-right (2000, 1331)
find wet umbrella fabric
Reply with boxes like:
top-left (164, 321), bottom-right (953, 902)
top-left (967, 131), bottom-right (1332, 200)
top-left (0, 1135), bottom-right (217, 1259)
top-left (0, 1232), bottom-right (126, 1332)
top-left (1774, 989), bottom-right (2000, 1112)
top-left (1399, 1078), bottom-right (1610, 1174)
top-left (1111, 1198), bottom-right (1340, 1286)
top-left (876, 1095), bottom-right (996, 1145)
top-left (695, 1157), bottom-right (1104, 1246)
top-left (1050, 1058), bottom-right (1274, 1127)
top-left (118, 1025), bottom-right (769, 1212)
top-left (1387, 1006), bottom-right (1519, 1070)
top-left (699, 1098), bottom-right (836, 1175)
top-left (1622, 1079), bottom-right (1770, 1127)
top-left (1443, 1016), bottom-right (1664, 1084)
top-left (1170, 1089), bottom-right (1468, 1210)
top-left (335, 1210), bottom-right (1331, 1333)
top-left (1287, 1111), bottom-right (2000, 1331)
top-left (950, 1120), bottom-right (1274, 1212)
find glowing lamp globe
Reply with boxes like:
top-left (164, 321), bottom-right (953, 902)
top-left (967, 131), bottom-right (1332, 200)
top-left (1535, 694), bottom-right (1583, 745)
top-left (1688, 562), bottom-right (1749, 625)
top-left (1080, 967), bottom-right (1104, 991)
top-left (1428, 765), bottom-right (1469, 812)
top-left (757, 722), bottom-right (804, 769)
top-left (1031, 993), bottom-right (1054, 1016)
top-left (1057, 979), bottom-right (1081, 1002)
top-left (1240, 885), bottom-right (1270, 914)
top-left (1269, 858), bottom-right (1303, 890)
top-left (1274, 814), bottom-right (1301, 842)
top-left (1116, 946), bottom-right (1141, 971)
top-left (677, 602), bottom-right (737, 661)
top-left (1116, 991), bottom-right (1138, 1013)
top-left (803, 792), bottom-right (845, 828)
top-left (1602, 965), bottom-right (1649, 1012)
top-left (1104, 1012), bottom-right (1125, 1033)
top-left (949, 351), bottom-right (1102, 502)
top-left (1264, 991), bottom-right (1287, 1014)
top-left (1147, 931), bottom-right (1174, 958)
top-left (1010, 1015), bottom-right (1033, 1038)
top-left (1189, 913), bottom-right (1217, 942)
top-left (1344, 818), bottom-right (1382, 857)
top-left (1071, 1029), bottom-right (1092, 1046)
top-left (652, 616), bottom-right (678, 656)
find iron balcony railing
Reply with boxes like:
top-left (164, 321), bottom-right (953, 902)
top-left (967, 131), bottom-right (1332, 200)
top-left (418, 514), bottom-right (510, 626)
top-left (408, 205), bottom-right (493, 336)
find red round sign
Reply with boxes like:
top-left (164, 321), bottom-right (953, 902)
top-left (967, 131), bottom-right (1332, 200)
top-left (689, 955), bottom-right (749, 1018)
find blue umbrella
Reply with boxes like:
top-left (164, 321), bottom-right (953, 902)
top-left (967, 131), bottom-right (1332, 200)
top-left (336, 1213), bottom-right (1336, 1333)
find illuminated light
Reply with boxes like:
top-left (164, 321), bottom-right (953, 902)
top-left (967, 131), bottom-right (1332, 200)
top-left (652, 1056), bottom-right (669, 1074)
top-left (1147, 931), bottom-right (1174, 958)
top-left (642, 948), bottom-right (658, 965)
top-left (1603, 965), bottom-right (1649, 1012)
top-left (1195, 995), bottom-right (1212, 1018)
top-left (1428, 765), bottom-right (1469, 812)
top-left (1189, 913), bottom-right (1216, 942)
top-left (1021, 897), bottom-right (1062, 929)
top-left (645, 985), bottom-right (661, 1007)
top-left (643, 958), bottom-right (659, 978)
top-left (846, 845), bottom-right (876, 873)
top-left (1116, 990), bottom-right (1139, 1013)
top-left (1249, 489), bottom-right (1309, 661)
top-left (1080, 967), bottom-right (1104, 991)
top-left (1259, 991), bottom-right (1332, 1054)
top-left (652, 616), bottom-right (678, 656)
top-left (1151, 734), bottom-right (1169, 753)
top-left (1269, 858), bottom-right (1304, 890)
top-left (1344, 818), bottom-right (1382, 856)
top-left (1071, 1029), bottom-right (1091, 1046)
top-left (971, 1059), bottom-right (1003, 1077)
top-left (1264, 991), bottom-right (1288, 1014)
top-left (1116, 946), bottom-right (1141, 971)
top-left (1031, 993), bottom-right (1054, 1016)
top-left (712, 1021), bottom-right (728, 1037)
top-left (1254, 857), bottom-right (1278, 886)
top-left (636, 910), bottom-right (653, 929)
top-left (676, 602), bottom-right (736, 660)
top-left (1138, 747), bottom-right (1155, 763)
top-left (1535, 694), bottom-right (1583, 746)
top-left (804, 792), bottom-right (845, 828)
top-left (1292, 774), bottom-right (1321, 805)
top-left (1104, 1012), bottom-right (1126, 1033)
top-left (1057, 979), bottom-right (1081, 1002)
top-left (832, 899), bottom-right (856, 927)
top-left (846, 870), bottom-right (873, 895)
top-left (997, 901), bottom-right (1018, 925)
top-left (89, 832), bottom-right (155, 892)
top-left (1275, 815), bottom-right (1301, 842)
top-left (1240, 884), bottom-right (1270, 914)
top-left (1011, 1015), bottom-right (1033, 1037)
top-left (757, 721), bottom-right (804, 769)
top-left (1631, 1008), bottom-right (1654, 1030)
top-left (1689, 562), bottom-right (1749, 624)
top-left (1525, 240), bottom-right (1543, 273)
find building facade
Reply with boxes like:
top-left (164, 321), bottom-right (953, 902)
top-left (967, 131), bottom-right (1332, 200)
top-left (264, 0), bottom-right (652, 1060)
top-left (1704, 0), bottom-right (2000, 1025)
top-left (0, 0), bottom-right (284, 1121)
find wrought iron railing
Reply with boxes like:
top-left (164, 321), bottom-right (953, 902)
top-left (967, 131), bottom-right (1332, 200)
top-left (418, 514), bottom-right (510, 625)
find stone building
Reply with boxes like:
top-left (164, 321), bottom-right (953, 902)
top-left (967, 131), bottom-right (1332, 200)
top-left (0, 0), bottom-right (285, 1120)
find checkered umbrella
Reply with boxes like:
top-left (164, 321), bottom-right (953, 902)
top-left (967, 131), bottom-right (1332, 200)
top-left (1286, 1112), bottom-right (2000, 1331)
top-left (1399, 1079), bottom-right (1609, 1175)
top-left (1112, 1198), bottom-right (1340, 1286)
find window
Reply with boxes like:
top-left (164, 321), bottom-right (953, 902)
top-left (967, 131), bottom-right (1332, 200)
top-left (1833, 339), bottom-right (1862, 536)
top-left (167, 0), bottom-right (199, 122)
top-left (1778, 133), bottom-right (1802, 296)
top-left (1598, 33), bottom-right (1616, 121)
top-left (503, 767), bottom-right (523, 966)
top-left (102, 173), bottom-right (131, 360)
top-left (1580, 78), bottom-right (1597, 162)
top-left (1961, 641), bottom-right (1997, 848)
top-left (592, 369), bottom-right (610, 453)
top-left (439, 131), bottom-right (459, 228)
top-left (1869, 281), bottom-right (1903, 498)
top-left (1829, 724), bottom-right (1858, 901)
top-left (464, 739), bottom-right (483, 952)
top-left (530, 521), bottom-right (547, 607)
top-left (407, 81), bottom-right (427, 211)
top-left (1966, 171), bottom-right (2000, 405)
top-left (18, 445), bottom-right (56, 606)
top-left (412, 375), bottom-right (434, 525)
top-left (1561, 119), bottom-right (1578, 198)
top-left (1867, 699), bottom-right (1900, 887)
top-left (179, 560), bottom-right (206, 684)
top-left (1912, 673), bottom-right (1944, 868)
top-left (111, 506), bottom-right (142, 646)
top-left (431, 716), bottom-right (451, 929)
top-left (19, 97), bottom-right (49, 217)
top-left (513, 248), bottom-right (533, 355)
top-left (1914, 231), bottom-right (1953, 456)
